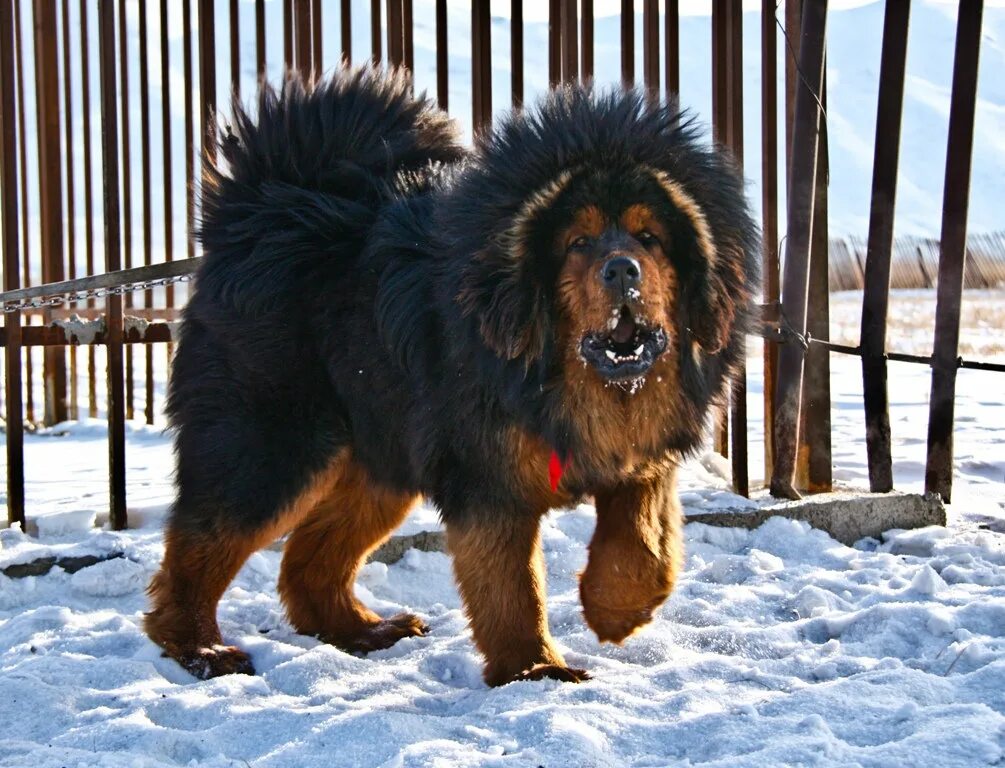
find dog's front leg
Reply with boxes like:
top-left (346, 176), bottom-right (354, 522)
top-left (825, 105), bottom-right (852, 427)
top-left (447, 512), bottom-right (589, 686)
top-left (580, 465), bottom-right (684, 643)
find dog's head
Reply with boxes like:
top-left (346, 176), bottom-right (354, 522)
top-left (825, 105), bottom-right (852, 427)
top-left (448, 85), bottom-right (758, 454)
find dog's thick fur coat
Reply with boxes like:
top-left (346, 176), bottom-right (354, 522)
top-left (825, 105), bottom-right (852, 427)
top-left (145, 68), bottom-right (759, 686)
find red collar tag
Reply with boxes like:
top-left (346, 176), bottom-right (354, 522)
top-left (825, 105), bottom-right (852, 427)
top-left (548, 451), bottom-right (571, 492)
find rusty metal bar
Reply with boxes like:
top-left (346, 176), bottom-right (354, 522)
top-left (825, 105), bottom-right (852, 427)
top-left (726, 1), bottom-right (747, 497)
top-left (199, 0), bottom-right (217, 162)
top-left (80, 0), bottom-right (97, 417)
top-left (620, 0), bottom-right (633, 88)
top-left (471, 0), bottom-right (491, 137)
top-left (403, 0), bottom-right (413, 73)
top-left (284, 0), bottom-right (293, 68)
top-left (370, 0), bottom-right (381, 65)
top-left (294, 0), bottom-right (311, 77)
top-left (511, 0), bottom-right (522, 107)
top-left (710, 0), bottom-right (727, 456)
top-left (861, 1), bottom-right (910, 493)
top-left (436, 0), bottom-right (447, 108)
top-left (548, 0), bottom-right (560, 87)
top-left (926, 1), bottom-right (984, 503)
top-left (99, 0), bottom-right (127, 530)
top-left (13, 0), bottom-right (33, 424)
top-left (561, 0), bottom-right (578, 82)
top-left (340, 0), bottom-right (351, 62)
top-left (139, 0), bottom-right (155, 424)
top-left (387, 0), bottom-right (403, 68)
top-left (1, 323), bottom-right (177, 347)
top-left (257, 0), bottom-right (266, 76)
top-left (771, 0), bottom-right (827, 500)
top-left (117, 0), bottom-right (134, 420)
top-left (160, 0), bottom-right (174, 332)
top-left (1, 0), bottom-right (25, 528)
top-left (183, 0), bottom-right (194, 268)
top-left (312, 0), bottom-right (323, 78)
top-left (665, 0), bottom-right (678, 96)
top-left (761, 0), bottom-right (779, 484)
top-left (61, 0), bottom-right (79, 420)
top-left (642, 0), bottom-right (658, 98)
top-left (229, 0), bottom-right (239, 95)
top-left (798, 70), bottom-right (832, 494)
top-left (581, 0), bottom-right (593, 81)
top-left (34, 0), bottom-right (69, 426)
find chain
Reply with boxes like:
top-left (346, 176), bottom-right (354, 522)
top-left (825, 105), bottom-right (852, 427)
top-left (2, 274), bottom-right (193, 314)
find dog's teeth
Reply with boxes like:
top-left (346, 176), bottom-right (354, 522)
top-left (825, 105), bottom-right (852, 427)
top-left (606, 350), bottom-right (617, 360)
top-left (634, 345), bottom-right (644, 355)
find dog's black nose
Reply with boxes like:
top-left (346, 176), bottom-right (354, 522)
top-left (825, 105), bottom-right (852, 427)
top-left (601, 256), bottom-right (642, 292)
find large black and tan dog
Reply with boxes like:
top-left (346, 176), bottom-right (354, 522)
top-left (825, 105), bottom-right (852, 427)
top-left (145, 68), bottom-right (758, 686)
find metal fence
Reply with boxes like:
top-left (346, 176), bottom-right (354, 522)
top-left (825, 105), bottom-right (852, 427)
top-left (0, 0), bottom-right (1000, 531)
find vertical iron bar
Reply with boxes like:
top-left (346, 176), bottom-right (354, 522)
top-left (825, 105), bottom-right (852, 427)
top-left (117, 0), bottom-right (133, 420)
top-left (13, 0), bottom-right (33, 424)
top-left (1, 0), bottom-right (25, 528)
top-left (229, 0), bottom-right (239, 95)
top-left (548, 0), bottom-right (560, 87)
top-left (665, 0), bottom-right (678, 97)
top-left (710, 0), bottom-right (727, 457)
top-left (387, 0), bottom-right (403, 68)
top-left (312, 0), bottom-right (323, 77)
top-left (81, 0), bottom-right (97, 417)
top-left (200, 0), bottom-right (217, 163)
top-left (294, 0), bottom-right (310, 77)
top-left (33, 0), bottom-right (69, 426)
top-left (620, 0), bottom-right (633, 88)
top-left (370, 0), bottom-right (381, 66)
top-left (402, 0), bottom-right (412, 73)
top-left (771, 0), bottom-right (827, 500)
top-left (511, 0), bottom-right (522, 107)
top-left (139, 0), bottom-right (154, 425)
top-left (581, 0), bottom-right (593, 81)
top-left (183, 0), bottom-right (195, 264)
top-left (925, 1), bottom-right (984, 503)
top-left (284, 0), bottom-right (292, 69)
top-left (436, 0), bottom-right (447, 108)
top-left (340, 0), bottom-right (351, 63)
top-left (761, 0), bottom-right (779, 484)
top-left (561, 0), bottom-right (578, 82)
top-left (257, 0), bottom-right (266, 77)
top-left (861, 1), bottom-right (911, 493)
top-left (61, 0), bottom-right (78, 420)
top-left (471, 0), bottom-right (491, 137)
top-left (726, 2), bottom-right (747, 497)
top-left (642, 0), bottom-right (658, 98)
top-left (160, 0), bottom-right (174, 379)
top-left (99, 0), bottom-right (127, 529)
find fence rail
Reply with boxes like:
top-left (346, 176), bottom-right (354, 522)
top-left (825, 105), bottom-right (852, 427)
top-left (0, 0), bottom-right (997, 530)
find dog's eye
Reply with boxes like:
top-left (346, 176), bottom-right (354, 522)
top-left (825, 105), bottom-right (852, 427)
top-left (567, 235), bottom-right (592, 251)
top-left (635, 231), bottom-right (659, 247)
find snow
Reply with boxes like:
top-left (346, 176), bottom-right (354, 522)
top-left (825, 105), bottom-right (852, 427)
top-left (1, 337), bottom-right (1003, 766)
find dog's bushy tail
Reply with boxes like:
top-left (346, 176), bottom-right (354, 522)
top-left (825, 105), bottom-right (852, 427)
top-left (195, 67), bottom-right (462, 315)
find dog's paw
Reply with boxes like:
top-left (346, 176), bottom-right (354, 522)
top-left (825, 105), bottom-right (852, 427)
top-left (175, 644), bottom-right (255, 679)
top-left (328, 612), bottom-right (429, 654)
top-left (499, 663), bottom-right (591, 686)
top-left (581, 599), bottom-right (661, 644)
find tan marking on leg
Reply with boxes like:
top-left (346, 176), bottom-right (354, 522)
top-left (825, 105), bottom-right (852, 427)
top-left (580, 460), bottom-right (684, 644)
top-left (145, 452), bottom-right (351, 678)
top-left (278, 459), bottom-right (423, 652)
top-left (447, 513), bottom-right (588, 686)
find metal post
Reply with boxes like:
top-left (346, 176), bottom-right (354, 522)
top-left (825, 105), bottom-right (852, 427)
top-left (1, 0), bottom-right (25, 528)
top-left (925, 2), bottom-right (984, 503)
top-left (862, 1), bottom-right (911, 493)
top-left (340, 0), bottom-right (351, 63)
top-left (642, 0), bottom-right (658, 98)
top-left (436, 0), bottom-right (447, 108)
top-left (770, 0), bottom-right (827, 500)
top-left (761, 0), bottom-right (779, 485)
top-left (98, 0), bottom-right (127, 529)
top-left (620, 0), bottom-right (633, 88)
top-left (561, 0), bottom-right (578, 82)
top-left (511, 0), bottom-right (522, 107)
top-left (581, 0), bottom-right (593, 81)
top-left (471, 0), bottom-right (491, 137)
top-left (665, 0), bottom-right (678, 97)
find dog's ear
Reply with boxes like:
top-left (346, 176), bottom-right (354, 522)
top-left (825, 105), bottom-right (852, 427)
top-left (457, 248), bottom-right (550, 362)
top-left (684, 265), bottom-right (734, 355)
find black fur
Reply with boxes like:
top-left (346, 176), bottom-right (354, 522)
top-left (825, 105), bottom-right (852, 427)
top-left (168, 67), bottom-right (758, 532)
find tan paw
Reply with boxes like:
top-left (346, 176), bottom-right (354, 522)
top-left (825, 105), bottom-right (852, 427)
top-left (175, 644), bottom-right (255, 679)
top-left (326, 612), bottom-right (429, 654)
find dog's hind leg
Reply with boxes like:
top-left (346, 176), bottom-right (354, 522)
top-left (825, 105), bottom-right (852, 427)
top-left (447, 512), bottom-right (590, 687)
top-left (146, 454), bottom-right (349, 679)
top-left (278, 459), bottom-right (425, 652)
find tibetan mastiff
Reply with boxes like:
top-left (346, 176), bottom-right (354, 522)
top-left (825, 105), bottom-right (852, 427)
top-left (145, 67), bottom-right (758, 686)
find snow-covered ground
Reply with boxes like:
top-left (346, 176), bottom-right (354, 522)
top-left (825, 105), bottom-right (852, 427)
top-left (1, 291), bottom-right (1003, 767)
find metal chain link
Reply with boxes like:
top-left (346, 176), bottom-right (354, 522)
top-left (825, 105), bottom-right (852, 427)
top-left (2, 274), bottom-right (193, 314)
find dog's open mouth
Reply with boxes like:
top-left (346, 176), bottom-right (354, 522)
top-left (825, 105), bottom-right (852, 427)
top-left (579, 306), bottom-right (668, 381)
